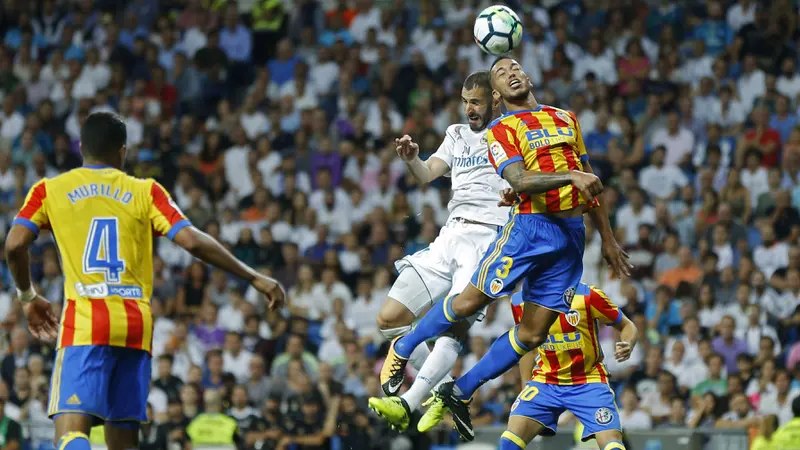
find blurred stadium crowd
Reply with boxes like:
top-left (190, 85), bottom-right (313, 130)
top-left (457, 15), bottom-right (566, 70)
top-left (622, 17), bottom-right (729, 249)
top-left (0, 0), bottom-right (800, 449)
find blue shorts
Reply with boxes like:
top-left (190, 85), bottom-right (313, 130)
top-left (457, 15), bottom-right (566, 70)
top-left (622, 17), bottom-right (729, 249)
top-left (510, 381), bottom-right (622, 441)
top-left (48, 345), bottom-right (151, 426)
top-left (470, 213), bottom-right (585, 313)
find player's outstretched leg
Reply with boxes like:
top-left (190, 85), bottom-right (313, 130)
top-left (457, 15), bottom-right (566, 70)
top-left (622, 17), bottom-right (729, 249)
top-left (424, 302), bottom-right (559, 440)
top-left (377, 268), bottom-right (454, 396)
top-left (381, 287), bottom-right (492, 393)
top-left (373, 322), bottom-right (466, 431)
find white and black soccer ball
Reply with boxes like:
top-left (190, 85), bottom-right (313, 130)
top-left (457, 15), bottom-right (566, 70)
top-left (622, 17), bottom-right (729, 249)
top-left (473, 5), bottom-right (523, 56)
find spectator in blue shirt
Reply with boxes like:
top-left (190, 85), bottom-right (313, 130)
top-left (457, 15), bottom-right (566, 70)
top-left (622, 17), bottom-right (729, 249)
top-left (268, 39), bottom-right (300, 87)
top-left (219, 8), bottom-right (253, 63)
top-left (770, 95), bottom-right (797, 143)
top-left (319, 13), bottom-right (353, 47)
top-left (584, 110), bottom-right (618, 179)
top-left (691, 1), bottom-right (733, 56)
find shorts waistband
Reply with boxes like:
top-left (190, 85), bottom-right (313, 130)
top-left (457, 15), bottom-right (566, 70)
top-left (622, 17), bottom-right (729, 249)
top-left (520, 213), bottom-right (585, 227)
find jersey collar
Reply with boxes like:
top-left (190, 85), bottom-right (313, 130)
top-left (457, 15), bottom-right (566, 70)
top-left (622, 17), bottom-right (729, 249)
top-left (83, 164), bottom-right (113, 169)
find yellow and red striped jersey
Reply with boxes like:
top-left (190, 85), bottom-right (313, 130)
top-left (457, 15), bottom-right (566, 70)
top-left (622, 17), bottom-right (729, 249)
top-left (13, 165), bottom-right (190, 353)
top-left (487, 106), bottom-right (595, 214)
top-left (511, 283), bottom-right (622, 385)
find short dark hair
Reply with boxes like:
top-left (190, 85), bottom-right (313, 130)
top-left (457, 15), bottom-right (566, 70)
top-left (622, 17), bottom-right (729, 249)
top-left (463, 70), bottom-right (490, 91)
top-left (80, 112), bottom-right (126, 161)
top-left (793, 395), bottom-right (800, 417)
top-left (490, 55), bottom-right (513, 72)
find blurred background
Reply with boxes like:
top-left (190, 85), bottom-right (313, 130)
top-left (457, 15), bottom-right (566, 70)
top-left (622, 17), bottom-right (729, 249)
top-left (0, 0), bottom-right (799, 449)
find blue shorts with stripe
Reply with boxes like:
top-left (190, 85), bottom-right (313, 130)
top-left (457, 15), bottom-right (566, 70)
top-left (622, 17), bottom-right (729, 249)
top-left (48, 345), bottom-right (151, 426)
top-left (470, 213), bottom-right (585, 313)
top-left (510, 381), bottom-right (622, 441)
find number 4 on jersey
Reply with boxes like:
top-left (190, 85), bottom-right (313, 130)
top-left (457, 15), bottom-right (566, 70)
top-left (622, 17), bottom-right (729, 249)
top-left (83, 218), bottom-right (125, 283)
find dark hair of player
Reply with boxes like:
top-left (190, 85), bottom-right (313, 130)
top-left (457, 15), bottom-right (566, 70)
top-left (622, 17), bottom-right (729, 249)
top-left (80, 111), bottom-right (127, 164)
top-left (463, 70), bottom-right (490, 91)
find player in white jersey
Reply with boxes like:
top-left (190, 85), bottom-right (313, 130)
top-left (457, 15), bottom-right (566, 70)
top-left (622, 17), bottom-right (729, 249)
top-left (370, 71), bottom-right (512, 431)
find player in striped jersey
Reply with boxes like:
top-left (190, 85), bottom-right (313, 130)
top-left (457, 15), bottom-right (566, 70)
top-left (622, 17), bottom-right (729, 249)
top-left (496, 284), bottom-right (638, 450)
top-left (5, 112), bottom-right (285, 450)
top-left (379, 56), bottom-right (631, 440)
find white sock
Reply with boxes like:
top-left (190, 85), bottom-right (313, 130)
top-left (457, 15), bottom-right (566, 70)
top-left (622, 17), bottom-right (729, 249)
top-left (408, 342), bottom-right (431, 371)
top-left (401, 336), bottom-right (460, 411)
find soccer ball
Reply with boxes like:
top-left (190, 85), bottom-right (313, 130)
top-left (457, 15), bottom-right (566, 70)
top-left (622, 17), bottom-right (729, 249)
top-left (473, 5), bottom-right (523, 56)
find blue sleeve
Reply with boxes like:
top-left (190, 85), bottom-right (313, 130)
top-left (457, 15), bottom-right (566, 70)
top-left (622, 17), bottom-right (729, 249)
top-left (496, 156), bottom-right (524, 178)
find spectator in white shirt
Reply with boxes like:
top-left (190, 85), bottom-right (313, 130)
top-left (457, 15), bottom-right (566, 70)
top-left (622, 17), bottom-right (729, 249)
top-left (367, 170), bottom-right (398, 211)
top-left (311, 267), bottom-right (354, 318)
top-left (711, 85), bottom-right (747, 131)
top-left (616, 187), bottom-right (656, 245)
top-left (736, 303), bottom-right (781, 356)
top-left (777, 57), bottom-right (800, 101)
top-left (740, 149), bottom-right (770, 206)
top-left (619, 386), bottom-right (653, 430)
top-left (737, 54), bottom-right (766, 113)
top-left (650, 110), bottom-right (696, 167)
top-left (80, 47), bottom-right (110, 90)
top-left (348, 0), bottom-right (381, 43)
top-left (758, 369), bottom-right (799, 425)
top-left (639, 146), bottom-right (689, 200)
top-left (0, 97), bottom-right (24, 141)
top-left (222, 332), bottom-right (253, 384)
top-left (754, 226), bottom-right (789, 279)
top-left (573, 37), bottom-right (617, 85)
top-left (679, 40), bottom-right (714, 87)
top-left (239, 93), bottom-right (268, 140)
top-left (223, 126), bottom-right (255, 200)
top-left (727, 0), bottom-right (757, 32)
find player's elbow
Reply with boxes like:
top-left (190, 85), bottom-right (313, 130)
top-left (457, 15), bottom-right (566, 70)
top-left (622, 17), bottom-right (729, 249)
top-left (172, 226), bottom-right (202, 254)
top-left (4, 227), bottom-right (31, 259)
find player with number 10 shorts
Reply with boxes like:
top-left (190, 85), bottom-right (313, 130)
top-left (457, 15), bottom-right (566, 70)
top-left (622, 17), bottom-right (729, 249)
top-left (493, 283), bottom-right (637, 450)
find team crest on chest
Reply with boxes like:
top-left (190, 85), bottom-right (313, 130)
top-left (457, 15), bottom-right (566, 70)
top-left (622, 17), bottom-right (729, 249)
top-left (565, 310), bottom-right (580, 327)
top-left (556, 111), bottom-right (571, 124)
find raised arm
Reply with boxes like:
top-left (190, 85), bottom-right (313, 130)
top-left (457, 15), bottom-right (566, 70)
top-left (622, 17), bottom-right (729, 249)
top-left (396, 134), bottom-right (451, 185)
top-left (582, 160), bottom-right (632, 278)
top-left (150, 181), bottom-right (285, 309)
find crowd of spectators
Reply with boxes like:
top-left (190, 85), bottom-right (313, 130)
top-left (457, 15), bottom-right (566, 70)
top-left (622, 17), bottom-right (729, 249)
top-left (1, 0), bottom-right (800, 449)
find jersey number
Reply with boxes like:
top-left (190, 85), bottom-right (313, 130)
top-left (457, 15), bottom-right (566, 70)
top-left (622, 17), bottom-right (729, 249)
top-left (495, 257), bottom-right (514, 278)
top-left (518, 385), bottom-right (539, 401)
top-left (83, 218), bottom-right (125, 283)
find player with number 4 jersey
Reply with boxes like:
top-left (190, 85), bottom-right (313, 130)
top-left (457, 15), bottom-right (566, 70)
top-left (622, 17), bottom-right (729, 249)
top-left (5, 112), bottom-right (285, 450)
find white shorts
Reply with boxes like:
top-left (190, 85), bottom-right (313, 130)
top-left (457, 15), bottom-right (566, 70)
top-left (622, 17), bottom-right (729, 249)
top-left (389, 218), bottom-right (501, 320)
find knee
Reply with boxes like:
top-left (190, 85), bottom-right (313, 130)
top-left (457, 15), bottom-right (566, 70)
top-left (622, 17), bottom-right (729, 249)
top-left (516, 325), bottom-right (548, 350)
top-left (450, 291), bottom-right (486, 318)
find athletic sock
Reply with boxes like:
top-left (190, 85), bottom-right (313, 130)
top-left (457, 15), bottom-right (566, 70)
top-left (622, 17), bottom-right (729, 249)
top-left (454, 325), bottom-right (529, 400)
top-left (394, 295), bottom-right (464, 359)
top-left (57, 432), bottom-right (91, 450)
top-left (408, 342), bottom-right (431, 371)
top-left (603, 440), bottom-right (627, 450)
top-left (500, 431), bottom-right (527, 449)
top-left (402, 336), bottom-right (460, 410)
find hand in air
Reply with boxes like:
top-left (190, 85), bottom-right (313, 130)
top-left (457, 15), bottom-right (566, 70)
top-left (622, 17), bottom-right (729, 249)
top-left (395, 135), bottom-right (420, 161)
top-left (497, 188), bottom-right (518, 206)
top-left (601, 239), bottom-right (632, 279)
top-left (614, 341), bottom-right (632, 362)
top-left (570, 171), bottom-right (604, 204)
top-left (23, 297), bottom-right (59, 342)
top-left (251, 274), bottom-right (286, 311)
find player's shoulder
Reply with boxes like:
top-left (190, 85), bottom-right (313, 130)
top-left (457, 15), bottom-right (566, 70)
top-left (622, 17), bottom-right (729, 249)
top-left (539, 105), bottom-right (578, 122)
top-left (586, 284), bottom-right (614, 305)
top-left (488, 113), bottom-right (519, 130)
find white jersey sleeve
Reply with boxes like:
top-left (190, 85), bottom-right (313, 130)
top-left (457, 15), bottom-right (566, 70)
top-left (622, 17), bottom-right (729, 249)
top-left (429, 125), bottom-right (457, 171)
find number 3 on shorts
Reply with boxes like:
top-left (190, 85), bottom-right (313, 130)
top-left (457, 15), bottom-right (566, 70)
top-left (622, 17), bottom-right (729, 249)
top-left (495, 256), bottom-right (514, 278)
top-left (519, 385), bottom-right (539, 401)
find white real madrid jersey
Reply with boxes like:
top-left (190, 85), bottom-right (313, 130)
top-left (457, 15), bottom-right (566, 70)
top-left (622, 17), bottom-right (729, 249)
top-left (430, 124), bottom-right (510, 226)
